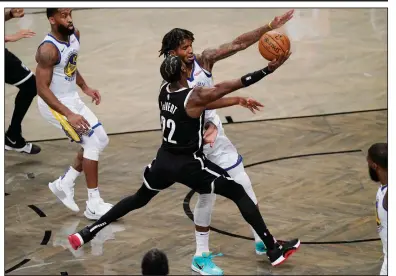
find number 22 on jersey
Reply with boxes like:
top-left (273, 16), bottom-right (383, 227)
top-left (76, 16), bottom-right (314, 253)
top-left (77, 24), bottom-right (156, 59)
top-left (161, 116), bottom-right (177, 144)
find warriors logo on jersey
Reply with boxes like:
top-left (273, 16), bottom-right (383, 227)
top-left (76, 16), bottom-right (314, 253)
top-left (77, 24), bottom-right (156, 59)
top-left (64, 51), bottom-right (78, 81)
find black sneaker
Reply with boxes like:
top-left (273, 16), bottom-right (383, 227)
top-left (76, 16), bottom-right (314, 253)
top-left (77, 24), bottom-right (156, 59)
top-left (68, 226), bottom-right (95, 250)
top-left (5, 133), bottom-right (41, 154)
top-left (267, 239), bottom-right (300, 266)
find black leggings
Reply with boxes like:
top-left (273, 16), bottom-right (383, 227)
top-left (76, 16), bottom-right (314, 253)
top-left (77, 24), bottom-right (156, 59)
top-left (89, 176), bottom-right (276, 250)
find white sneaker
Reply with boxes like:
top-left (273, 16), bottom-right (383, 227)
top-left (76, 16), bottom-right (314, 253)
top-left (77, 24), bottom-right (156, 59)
top-left (84, 198), bottom-right (113, 220)
top-left (48, 177), bottom-right (80, 212)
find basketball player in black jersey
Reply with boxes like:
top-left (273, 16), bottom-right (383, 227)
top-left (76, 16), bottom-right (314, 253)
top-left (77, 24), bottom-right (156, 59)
top-left (68, 54), bottom-right (300, 268)
top-left (5, 8), bottom-right (41, 154)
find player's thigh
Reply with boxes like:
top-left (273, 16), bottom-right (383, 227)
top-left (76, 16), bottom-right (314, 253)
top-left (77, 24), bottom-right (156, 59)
top-left (37, 97), bottom-right (77, 131)
top-left (78, 100), bottom-right (101, 129)
top-left (205, 135), bottom-right (240, 170)
top-left (179, 154), bottom-right (230, 194)
top-left (5, 49), bottom-right (33, 86)
top-left (37, 97), bottom-right (100, 144)
top-left (143, 158), bottom-right (175, 192)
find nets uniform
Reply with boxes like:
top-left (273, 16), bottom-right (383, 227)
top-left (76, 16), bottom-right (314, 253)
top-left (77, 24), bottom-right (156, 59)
top-left (5, 48), bottom-right (34, 86)
top-left (143, 82), bottom-right (230, 194)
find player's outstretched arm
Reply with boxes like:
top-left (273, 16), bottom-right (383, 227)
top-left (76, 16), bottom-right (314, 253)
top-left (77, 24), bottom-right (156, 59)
top-left (206, 97), bottom-right (263, 114)
top-left (35, 43), bottom-right (73, 117)
top-left (186, 52), bottom-right (289, 118)
top-left (196, 9), bottom-right (294, 72)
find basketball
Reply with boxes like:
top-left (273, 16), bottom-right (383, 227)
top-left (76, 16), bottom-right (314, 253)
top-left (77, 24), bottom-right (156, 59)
top-left (258, 31), bottom-right (291, 61)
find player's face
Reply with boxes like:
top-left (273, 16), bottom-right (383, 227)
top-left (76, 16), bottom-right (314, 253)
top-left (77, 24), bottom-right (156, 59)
top-left (367, 156), bottom-right (380, 182)
top-left (50, 8), bottom-right (74, 36)
top-left (171, 39), bottom-right (194, 65)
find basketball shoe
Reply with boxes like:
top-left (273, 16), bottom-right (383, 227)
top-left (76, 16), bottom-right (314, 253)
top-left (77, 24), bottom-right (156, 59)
top-left (255, 241), bottom-right (267, 255)
top-left (267, 239), bottom-right (300, 266)
top-left (191, 252), bottom-right (224, 275)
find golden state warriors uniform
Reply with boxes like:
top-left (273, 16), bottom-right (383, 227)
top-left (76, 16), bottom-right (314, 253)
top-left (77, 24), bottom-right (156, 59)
top-left (187, 57), bottom-right (241, 171)
top-left (375, 184), bottom-right (387, 275)
top-left (37, 33), bottom-right (100, 136)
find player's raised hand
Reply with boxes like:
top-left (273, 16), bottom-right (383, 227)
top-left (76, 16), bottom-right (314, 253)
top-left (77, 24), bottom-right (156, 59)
top-left (238, 97), bottom-right (264, 114)
top-left (269, 9), bottom-right (294, 29)
top-left (268, 50), bottom-right (292, 72)
top-left (5, 29), bottom-right (35, 42)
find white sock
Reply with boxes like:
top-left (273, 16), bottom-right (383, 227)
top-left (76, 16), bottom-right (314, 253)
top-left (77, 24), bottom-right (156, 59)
top-left (195, 230), bottom-right (210, 256)
top-left (61, 166), bottom-right (81, 186)
top-left (250, 226), bottom-right (262, 243)
top-left (88, 188), bottom-right (101, 201)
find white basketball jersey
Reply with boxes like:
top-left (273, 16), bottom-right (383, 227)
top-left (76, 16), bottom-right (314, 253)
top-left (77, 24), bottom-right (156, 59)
top-left (375, 184), bottom-right (387, 255)
top-left (187, 56), bottom-right (224, 131)
top-left (39, 33), bottom-right (80, 99)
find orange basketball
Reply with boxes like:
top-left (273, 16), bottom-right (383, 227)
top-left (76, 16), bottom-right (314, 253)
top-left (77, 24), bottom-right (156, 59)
top-left (258, 31), bottom-right (290, 61)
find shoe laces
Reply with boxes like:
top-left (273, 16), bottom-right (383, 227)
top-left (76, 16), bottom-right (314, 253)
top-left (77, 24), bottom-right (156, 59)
top-left (201, 252), bottom-right (224, 268)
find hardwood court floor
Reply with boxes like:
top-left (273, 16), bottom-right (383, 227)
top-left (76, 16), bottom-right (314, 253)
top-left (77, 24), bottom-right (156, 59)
top-left (5, 110), bottom-right (386, 275)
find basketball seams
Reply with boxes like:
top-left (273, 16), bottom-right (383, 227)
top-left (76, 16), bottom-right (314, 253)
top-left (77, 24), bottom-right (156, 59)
top-left (267, 35), bottom-right (287, 54)
top-left (259, 39), bottom-right (277, 60)
top-left (258, 31), bottom-right (290, 61)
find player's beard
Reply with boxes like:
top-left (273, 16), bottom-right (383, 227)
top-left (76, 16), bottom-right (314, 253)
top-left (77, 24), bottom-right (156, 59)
top-left (369, 167), bottom-right (380, 182)
top-left (58, 24), bottom-right (75, 36)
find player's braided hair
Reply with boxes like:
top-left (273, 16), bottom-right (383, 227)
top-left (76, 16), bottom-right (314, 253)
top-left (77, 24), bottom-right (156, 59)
top-left (160, 55), bottom-right (182, 83)
top-left (368, 143), bottom-right (388, 169)
top-left (159, 28), bottom-right (195, 57)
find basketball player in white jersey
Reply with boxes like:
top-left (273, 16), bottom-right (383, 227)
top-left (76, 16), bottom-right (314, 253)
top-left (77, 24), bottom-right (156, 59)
top-left (159, 9), bottom-right (294, 275)
top-left (35, 8), bottom-right (113, 220)
top-left (367, 143), bottom-right (387, 275)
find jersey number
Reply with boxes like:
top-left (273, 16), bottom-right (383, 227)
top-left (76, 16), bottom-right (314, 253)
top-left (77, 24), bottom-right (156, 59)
top-left (161, 116), bottom-right (177, 144)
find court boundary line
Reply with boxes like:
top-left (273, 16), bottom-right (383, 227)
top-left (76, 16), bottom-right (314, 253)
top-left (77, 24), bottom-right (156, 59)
top-left (28, 108), bottom-right (387, 143)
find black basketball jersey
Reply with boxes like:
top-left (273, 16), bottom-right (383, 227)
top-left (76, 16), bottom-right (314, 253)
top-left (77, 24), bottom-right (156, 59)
top-left (158, 82), bottom-right (204, 154)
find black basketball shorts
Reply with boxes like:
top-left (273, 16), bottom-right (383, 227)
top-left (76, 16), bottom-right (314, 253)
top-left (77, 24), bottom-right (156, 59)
top-left (5, 48), bottom-right (33, 86)
top-left (143, 147), bottom-right (231, 194)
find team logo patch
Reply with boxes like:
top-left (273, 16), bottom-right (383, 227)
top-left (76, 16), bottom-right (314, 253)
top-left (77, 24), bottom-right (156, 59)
top-left (64, 51), bottom-right (78, 81)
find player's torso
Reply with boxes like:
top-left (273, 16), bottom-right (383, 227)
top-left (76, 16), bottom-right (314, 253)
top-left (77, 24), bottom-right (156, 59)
top-left (375, 185), bottom-right (387, 238)
top-left (187, 57), bottom-right (214, 89)
top-left (187, 57), bottom-right (229, 152)
top-left (158, 82), bottom-right (204, 154)
top-left (40, 33), bottom-right (80, 99)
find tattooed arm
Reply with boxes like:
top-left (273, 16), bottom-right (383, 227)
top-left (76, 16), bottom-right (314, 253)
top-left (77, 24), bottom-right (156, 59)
top-left (196, 9), bottom-right (294, 72)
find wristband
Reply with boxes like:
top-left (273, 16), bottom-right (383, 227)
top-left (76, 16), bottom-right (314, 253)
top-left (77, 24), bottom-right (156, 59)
top-left (241, 67), bottom-right (272, 87)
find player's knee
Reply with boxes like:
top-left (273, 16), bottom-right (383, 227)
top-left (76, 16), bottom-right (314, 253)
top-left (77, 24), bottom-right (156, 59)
top-left (194, 193), bottom-right (216, 227)
top-left (136, 184), bottom-right (159, 207)
top-left (15, 75), bottom-right (37, 102)
top-left (82, 125), bottom-right (109, 161)
top-left (213, 176), bottom-right (245, 202)
top-left (94, 125), bottom-right (109, 152)
top-left (232, 171), bottom-right (258, 205)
